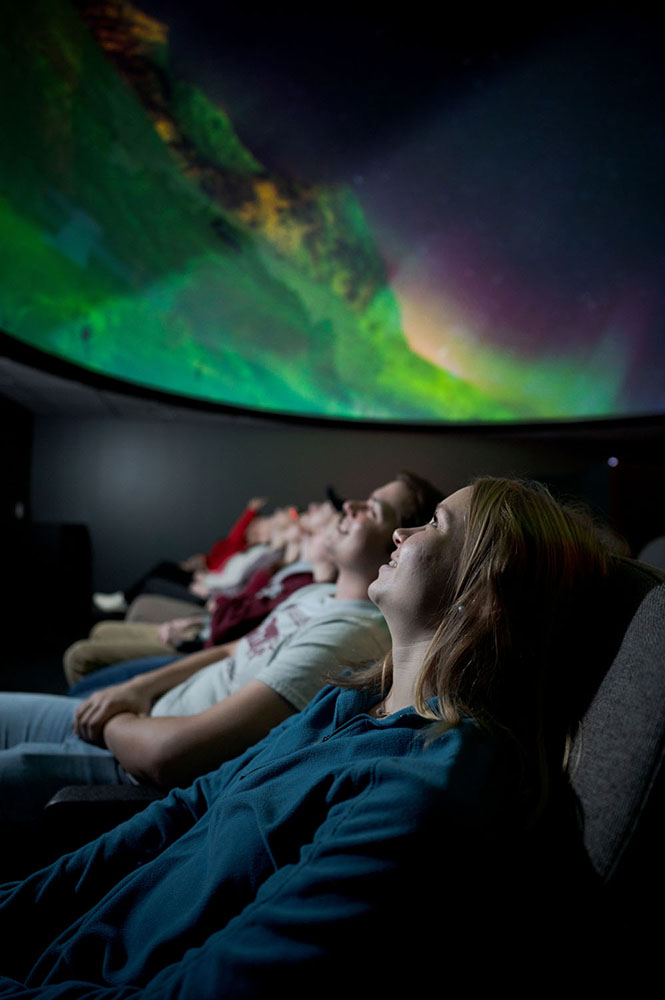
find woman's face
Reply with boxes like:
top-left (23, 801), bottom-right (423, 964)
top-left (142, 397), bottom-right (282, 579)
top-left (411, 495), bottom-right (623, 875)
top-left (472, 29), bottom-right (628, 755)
top-left (368, 485), bottom-right (472, 638)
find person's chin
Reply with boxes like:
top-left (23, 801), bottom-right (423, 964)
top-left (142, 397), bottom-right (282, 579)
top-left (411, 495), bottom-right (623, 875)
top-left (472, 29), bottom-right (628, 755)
top-left (367, 574), bottom-right (385, 606)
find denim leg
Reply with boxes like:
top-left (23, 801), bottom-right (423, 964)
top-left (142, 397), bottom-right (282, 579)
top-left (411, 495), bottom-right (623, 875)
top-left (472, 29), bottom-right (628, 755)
top-left (68, 655), bottom-right (179, 697)
top-left (0, 693), bottom-right (135, 831)
top-left (0, 692), bottom-right (80, 747)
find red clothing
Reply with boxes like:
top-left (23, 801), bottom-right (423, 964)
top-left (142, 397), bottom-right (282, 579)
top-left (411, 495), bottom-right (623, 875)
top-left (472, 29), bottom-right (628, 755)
top-left (205, 568), bottom-right (314, 647)
top-left (205, 506), bottom-right (258, 572)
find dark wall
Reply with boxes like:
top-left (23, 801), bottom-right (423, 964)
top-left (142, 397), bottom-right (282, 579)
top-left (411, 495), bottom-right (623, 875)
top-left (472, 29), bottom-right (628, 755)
top-left (1, 397), bottom-right (33, 637)
top-left (1, 396), bottom-right (32, 524)
top-left (28, 412), bottom-right (665, 590)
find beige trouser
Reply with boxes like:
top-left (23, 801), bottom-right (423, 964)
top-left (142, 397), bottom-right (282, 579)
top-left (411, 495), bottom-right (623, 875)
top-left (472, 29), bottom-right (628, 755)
top-left (63, 620), bottom-right (173, 687)
top-left (125, 594), bottom-right (205, 623)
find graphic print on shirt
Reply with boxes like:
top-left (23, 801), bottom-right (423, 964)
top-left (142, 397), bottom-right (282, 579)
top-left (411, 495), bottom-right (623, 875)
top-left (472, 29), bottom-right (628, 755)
top-left (244, 601), bottom-right (319, 659)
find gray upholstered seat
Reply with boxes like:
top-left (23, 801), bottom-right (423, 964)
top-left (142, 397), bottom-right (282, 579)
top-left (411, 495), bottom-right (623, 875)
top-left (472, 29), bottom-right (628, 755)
top-left (568, 558), bottom-right (665, 953)
top-left (638, 535), bottom-right (665, 571)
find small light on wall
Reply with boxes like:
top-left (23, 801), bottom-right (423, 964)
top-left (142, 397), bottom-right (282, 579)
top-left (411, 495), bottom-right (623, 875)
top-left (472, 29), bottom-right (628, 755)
top-left (607, 456), bottom-right (619, 467)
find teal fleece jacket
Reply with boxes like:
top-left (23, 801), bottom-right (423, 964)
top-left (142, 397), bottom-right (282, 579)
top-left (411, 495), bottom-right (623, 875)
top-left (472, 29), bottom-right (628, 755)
top-left (0, 685), bottom-right (520, 997)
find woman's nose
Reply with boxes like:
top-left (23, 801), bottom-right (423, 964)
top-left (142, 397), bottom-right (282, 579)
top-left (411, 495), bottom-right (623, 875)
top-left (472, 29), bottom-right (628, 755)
top-left (392, 524), bottom-right (422, 545)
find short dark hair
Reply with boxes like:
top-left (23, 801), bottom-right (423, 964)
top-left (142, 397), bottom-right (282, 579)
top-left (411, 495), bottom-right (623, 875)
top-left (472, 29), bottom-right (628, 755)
top-left (395, 470), bottom-right (446, 528)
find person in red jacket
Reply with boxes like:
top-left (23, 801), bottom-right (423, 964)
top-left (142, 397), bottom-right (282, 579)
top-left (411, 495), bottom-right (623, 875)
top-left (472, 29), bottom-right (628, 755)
top-left (202, 497), bottom-right (268, 571)
top-left (92, 498), bottom-right (269, 614)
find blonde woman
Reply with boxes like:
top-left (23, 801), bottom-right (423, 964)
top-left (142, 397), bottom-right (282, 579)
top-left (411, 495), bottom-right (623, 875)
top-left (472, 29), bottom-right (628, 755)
top-left (0, 478), bottom-right (609, 994)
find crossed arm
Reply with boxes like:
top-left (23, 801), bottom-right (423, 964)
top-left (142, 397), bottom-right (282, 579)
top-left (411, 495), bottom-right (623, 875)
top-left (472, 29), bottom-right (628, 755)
top-left (71, 640), bottom-right (296, 789)
top-left (102, 680), bottom-right (295, 788)
top-left (72, 642), bottom-right (241, 741)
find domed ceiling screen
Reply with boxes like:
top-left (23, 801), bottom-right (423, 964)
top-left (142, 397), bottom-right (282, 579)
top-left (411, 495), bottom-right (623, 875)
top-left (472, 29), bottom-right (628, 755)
top-left (1, 1), bottom-right (663, 422)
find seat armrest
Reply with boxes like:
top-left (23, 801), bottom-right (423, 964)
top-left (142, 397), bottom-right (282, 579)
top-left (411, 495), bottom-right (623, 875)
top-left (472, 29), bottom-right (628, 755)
top-left (43, 784), bottom-right (164, 855)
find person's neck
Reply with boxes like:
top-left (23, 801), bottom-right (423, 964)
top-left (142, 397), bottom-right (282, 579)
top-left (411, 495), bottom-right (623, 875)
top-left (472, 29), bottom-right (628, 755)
top-left (333, 567), bottom-right (374, 601)
top-left (380, 635), bottom-right (433, 715)
top-left (312, 560), bottom-right (336, 583)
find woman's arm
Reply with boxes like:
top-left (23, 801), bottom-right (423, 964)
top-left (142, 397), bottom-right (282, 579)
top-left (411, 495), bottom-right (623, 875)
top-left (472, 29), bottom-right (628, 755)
top-left (0, 777), bottom-right (214, 985)
top-left (2, 746), bottom-right (484, 998)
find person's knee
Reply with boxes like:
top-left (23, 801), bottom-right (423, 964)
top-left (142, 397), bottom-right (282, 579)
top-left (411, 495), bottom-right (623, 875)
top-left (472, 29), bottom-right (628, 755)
top-left (90, 620), bottom-right (123, 640)
top-left (63, 640), bottom-right (99, 687)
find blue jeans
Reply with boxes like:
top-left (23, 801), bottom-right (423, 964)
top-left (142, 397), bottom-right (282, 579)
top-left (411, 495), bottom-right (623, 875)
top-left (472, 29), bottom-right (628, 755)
top-left (68, 655), bottom-right (178, 697)
top-left (0, 692), bottom-right (136, 834)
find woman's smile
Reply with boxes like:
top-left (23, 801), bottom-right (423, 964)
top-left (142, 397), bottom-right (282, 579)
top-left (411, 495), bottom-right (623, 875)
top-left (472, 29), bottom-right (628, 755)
top-left (369, 486), bottom-right (472, 635)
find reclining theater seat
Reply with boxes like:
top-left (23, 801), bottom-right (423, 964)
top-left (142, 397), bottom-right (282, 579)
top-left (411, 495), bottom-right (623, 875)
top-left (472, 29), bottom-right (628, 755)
top-left (567, 556), bottom-right (665, 956)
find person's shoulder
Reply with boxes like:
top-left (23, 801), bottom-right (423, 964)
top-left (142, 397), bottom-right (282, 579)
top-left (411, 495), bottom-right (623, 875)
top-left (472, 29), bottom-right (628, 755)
top-left (282, 582), bottom-right (336, 607)
top-left (305, 590), bottom-right (385, 623)
top-left (373, 720), bottom-right (520, 826)
top-left (287, 602), bottom-right (387, 646)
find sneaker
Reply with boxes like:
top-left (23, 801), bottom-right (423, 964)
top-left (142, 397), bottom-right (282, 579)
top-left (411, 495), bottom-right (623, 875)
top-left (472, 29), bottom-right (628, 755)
top-left (92, 591), bottom-right (128, 613)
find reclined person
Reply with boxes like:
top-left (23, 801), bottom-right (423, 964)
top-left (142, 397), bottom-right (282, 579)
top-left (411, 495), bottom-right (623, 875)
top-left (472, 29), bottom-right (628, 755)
top-left (63, 514), bottom-right (334, 688)
top-left (0, 473), bottom-right (443, 870)
top-left (0, 478), bottom-right (611, 992)
top-left (91, 496), bottom-right (270, 613)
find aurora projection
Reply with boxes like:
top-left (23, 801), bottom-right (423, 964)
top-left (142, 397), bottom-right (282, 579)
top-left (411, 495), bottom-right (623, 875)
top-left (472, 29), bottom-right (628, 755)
top-left (1, 1), bottom-right (664, 422)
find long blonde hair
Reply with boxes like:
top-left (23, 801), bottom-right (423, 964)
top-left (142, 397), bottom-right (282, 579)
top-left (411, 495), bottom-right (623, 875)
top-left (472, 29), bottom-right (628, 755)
top-left (347, 477), bottom-right (610, 806)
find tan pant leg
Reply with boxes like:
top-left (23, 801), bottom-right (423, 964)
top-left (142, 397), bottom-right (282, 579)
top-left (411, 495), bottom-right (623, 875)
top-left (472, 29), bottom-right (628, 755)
top-left (63, 622), bottom-right (172, 687)
top-left (89, 620), bottom-right (165, 642)
top-left (125, 594), bottom-right (204, 623)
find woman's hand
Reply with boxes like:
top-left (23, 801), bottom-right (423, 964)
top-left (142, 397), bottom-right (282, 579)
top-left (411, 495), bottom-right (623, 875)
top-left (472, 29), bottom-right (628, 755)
top-left (73, 681), bottom-right (153, 746)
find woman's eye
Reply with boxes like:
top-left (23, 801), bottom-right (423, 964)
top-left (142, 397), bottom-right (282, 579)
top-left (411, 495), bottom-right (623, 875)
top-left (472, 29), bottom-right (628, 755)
top-left (429, 516), bottom-right (437, 526)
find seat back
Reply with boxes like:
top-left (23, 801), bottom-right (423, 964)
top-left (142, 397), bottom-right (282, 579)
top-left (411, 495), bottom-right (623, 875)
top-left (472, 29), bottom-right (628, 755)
top-left (567, 558), bottom-right (665, 946)
top-left (638, 534), bottom-right (665, 570)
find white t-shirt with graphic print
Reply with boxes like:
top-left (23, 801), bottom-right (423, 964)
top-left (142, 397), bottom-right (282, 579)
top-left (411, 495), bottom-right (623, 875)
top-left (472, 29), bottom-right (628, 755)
top-left (150, 583), bottom-right (389, 717)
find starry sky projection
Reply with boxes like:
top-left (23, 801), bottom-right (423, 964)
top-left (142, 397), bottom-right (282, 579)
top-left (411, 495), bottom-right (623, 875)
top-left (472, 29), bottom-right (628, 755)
top-left (140, 3), bottom-right (664, 418)
top-left (3, 2), bottom-right (664, 421)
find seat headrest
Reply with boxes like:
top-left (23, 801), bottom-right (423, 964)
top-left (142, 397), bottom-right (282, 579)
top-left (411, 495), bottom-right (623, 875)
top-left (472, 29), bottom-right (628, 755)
top-left (568, 557), bottom-right (665, 885)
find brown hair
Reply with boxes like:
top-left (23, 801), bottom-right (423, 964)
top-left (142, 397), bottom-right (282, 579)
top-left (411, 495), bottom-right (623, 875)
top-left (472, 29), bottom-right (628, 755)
top-left (347, 477), bottom-right (610, 810)
top-left (395, 470), bottom-right (445, 528)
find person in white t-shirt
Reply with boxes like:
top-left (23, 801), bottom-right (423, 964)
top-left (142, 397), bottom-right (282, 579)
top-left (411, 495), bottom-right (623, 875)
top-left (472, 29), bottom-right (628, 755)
top-left (0, 474), bottom-right (444, 835)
